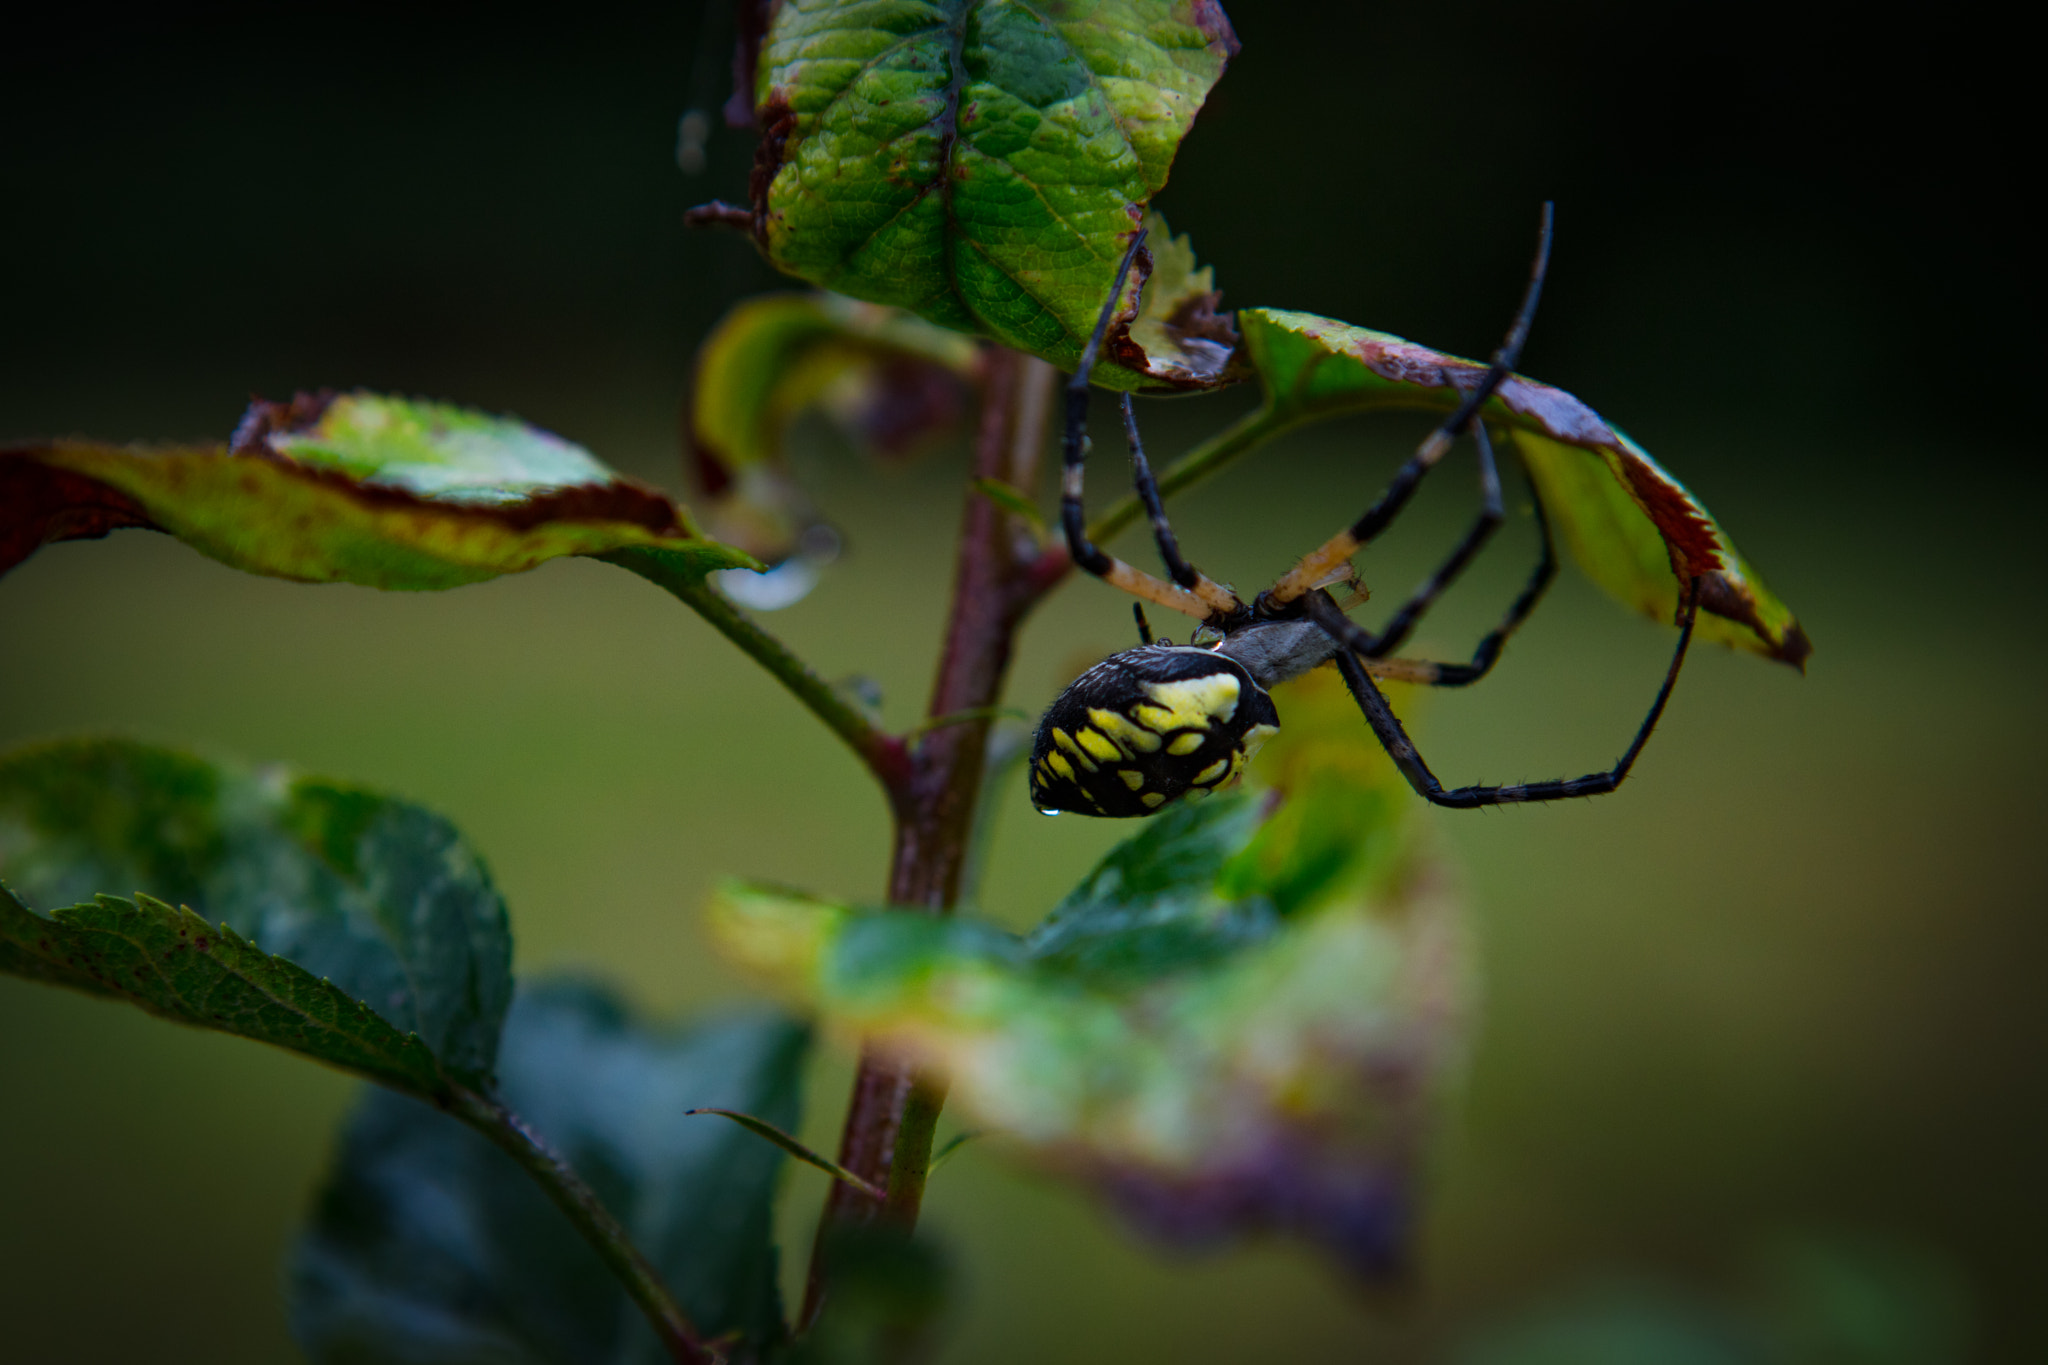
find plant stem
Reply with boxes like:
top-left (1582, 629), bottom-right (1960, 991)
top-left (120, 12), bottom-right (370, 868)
top-left (800, 345), bottom-right (1058, 1327)
top-left (450, 1086), bottom-right (717, 1365)
top-left (601, 548), bottom-right (913, 803)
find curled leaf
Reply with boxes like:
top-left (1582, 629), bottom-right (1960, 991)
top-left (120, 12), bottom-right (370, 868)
top-left (708, 670), bottom-right (1463, 1278)
top-left (1, 390), bottom-right (756, 589)
top-left (690, 292), bottom-right (979, 573)
top-left (741, 0), bottom-right (1242, 390)
top-left (1233, 309), bottom-right (1810, 667)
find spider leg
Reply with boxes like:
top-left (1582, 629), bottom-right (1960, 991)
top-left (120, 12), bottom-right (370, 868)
top-left (1132, 602), bottom-right (1154, 645)
top-left (1362, 422), bottom-right (1509, 658)
top-left (1061, 230), bottom-right (1211, 622)
top-left (1121, 391), bottom-right (1244, 616)
top-left (1260, 204), bottom-right (1555, 613)
top-left (1314, 453), bottom-right (1560, 689)
top-left (1315, 579), bottom-right (1701, 809)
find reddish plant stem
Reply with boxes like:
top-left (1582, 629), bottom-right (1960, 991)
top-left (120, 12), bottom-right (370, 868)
top-left (800, 345), bottom-right (1057, 1327)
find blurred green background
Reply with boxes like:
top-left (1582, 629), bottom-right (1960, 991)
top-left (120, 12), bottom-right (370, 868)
top-left (2, 4), bottom-right (2038, 1362)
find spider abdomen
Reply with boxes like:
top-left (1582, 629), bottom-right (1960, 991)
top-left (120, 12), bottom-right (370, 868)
top-left (1029, 646), bottom-right (1281, 817)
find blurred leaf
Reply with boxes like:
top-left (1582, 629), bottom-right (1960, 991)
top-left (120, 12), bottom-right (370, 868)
top-left (1456, 1233), bottom-right (1976, 1365)
top-left (1455, 1282), bottom-right (1767, 1365)
top-left (0, 390), bottom-right (757, 588)
top-left (708, 670), bottom-right (1463, 1278)
top-left (0, 885), bottom-right (446, 1096)
top-left (0, 737), bottom-right (512, 1090)
top-left (745, 0), bottom-right (1241, 390)
top-left (294, 981), bottom-right (810, 1365)
top-left (1231, 309), bottom-right (1811, 668)
top-left (691, 292), bottom-right (978, 565)
top-left (1753, 1233), bottom-right (1975, 1365)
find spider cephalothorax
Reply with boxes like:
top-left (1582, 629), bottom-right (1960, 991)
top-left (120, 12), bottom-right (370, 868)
top-left (1035, 209), bottom-right (1703, 818)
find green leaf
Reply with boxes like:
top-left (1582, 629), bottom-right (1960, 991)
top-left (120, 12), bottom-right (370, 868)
top-left (0, 737), bottom-right (512, 1091)
top-left (747, 0), bottom-right (1242, 389)
top-left (691, 291), bottom-right (978, 564)
top-left (1228, 308), bottom-right (1811, 667)
top-left (293, 980), bottom-right (810, 1365)
top-left (708, 670), bottom-right (1463, 1279)
top-left (0, 390), bottom-right (757, 589)
top-left (0, 885), bottom-right (445, 1096)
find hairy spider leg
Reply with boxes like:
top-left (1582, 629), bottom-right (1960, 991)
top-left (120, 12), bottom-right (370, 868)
top-left (1060, 229), bottom-right (1215, 623)
top-left (1325, 424), bottom-right (1562, 688)
top-left (1260, 203), bottom-right (1556, 613)
top-left (1312, 579), bottom-right (1700, 809)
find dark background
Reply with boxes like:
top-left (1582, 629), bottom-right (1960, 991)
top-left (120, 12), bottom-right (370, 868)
top-left (2, 4), bottom-right (2039, 1362)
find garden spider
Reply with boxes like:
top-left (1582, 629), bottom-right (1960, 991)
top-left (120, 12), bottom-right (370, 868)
top-left (1029, 208), bottom-right (1700, 817)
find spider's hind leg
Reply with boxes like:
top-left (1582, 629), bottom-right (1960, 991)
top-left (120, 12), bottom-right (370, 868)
top-left (1120, 391), bottom-right (1243, 618)
top-left (1058, 231), bottom-right (1213, 625)
top-left (1320, 423), bottom-right (1561, 689)
top-left (1260, 203), bottom-right (1555, 615)
top-left (1314, 579), bottom-right (1701, 809)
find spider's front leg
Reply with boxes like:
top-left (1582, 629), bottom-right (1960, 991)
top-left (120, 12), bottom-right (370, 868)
top-left (1316, 424), bottom-right (1563, 691)
top-left (1256, 204), bottom-right (1555, 620)
top-left (1309, 580), bottom-right (1702, 809)
top-left (1057, 230), bottom-right (1236, 627)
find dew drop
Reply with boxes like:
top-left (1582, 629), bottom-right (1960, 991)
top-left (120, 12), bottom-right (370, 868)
top-left (1036, 807), bottom-right (1063, 817)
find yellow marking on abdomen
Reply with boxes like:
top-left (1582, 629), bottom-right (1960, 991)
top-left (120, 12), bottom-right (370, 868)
top-left (1051, 728), bottom-right (1098, 771)
top-left (1141, 791), bottom-right (1167, 808)
top-left (1193, 757), bottom-right (1230, 786)
top-left (1044, 751), bottom-right (1077, 782)
top-left (1238, 722), bottom-right (1280, 765)
top-left (1140, 672), bottom-right (1240, 732)
top-left (1075, 728), bottom-right (1122, 763)
top-left (1117, 769), bottom-right (1145, 791)
top-left (1087, 708), bottom-right (1162, 753)
top-left (1167, 732), bottom-right (1204, 756)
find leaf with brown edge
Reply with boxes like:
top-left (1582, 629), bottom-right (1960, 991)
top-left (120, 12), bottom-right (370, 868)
top-left (1233, 308), bottom-right (1810, 668)
top-left (690, 291), bottom-right (979, 565)
top-left (736, 0), bottom-right (1242, 391)
top-left (1, 390), bottom-right (758, 591)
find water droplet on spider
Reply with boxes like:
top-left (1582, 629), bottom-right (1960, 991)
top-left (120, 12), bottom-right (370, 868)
top-left (1036, 807), bottom-right (1063, 817)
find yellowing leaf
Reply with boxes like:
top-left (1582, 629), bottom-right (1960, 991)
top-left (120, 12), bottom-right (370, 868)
top-left (1, 391), bottom-right (755, 590)
top-left (707, 671), bottom-right (1463, 1278)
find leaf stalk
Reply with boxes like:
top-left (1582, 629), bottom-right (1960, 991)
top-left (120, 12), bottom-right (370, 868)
top-left (449, 1086), bottom-right (718, 1365)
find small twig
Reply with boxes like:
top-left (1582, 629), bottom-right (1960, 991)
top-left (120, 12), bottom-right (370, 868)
top-left (450, 1086), bottom-right (717, 1365)
top-left (686, 1108), bottom-right (885, 1201)
top-left (600, 549), bottom-right (912, 806)
top-left (926, 1129), bottom-right (982, 1177)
